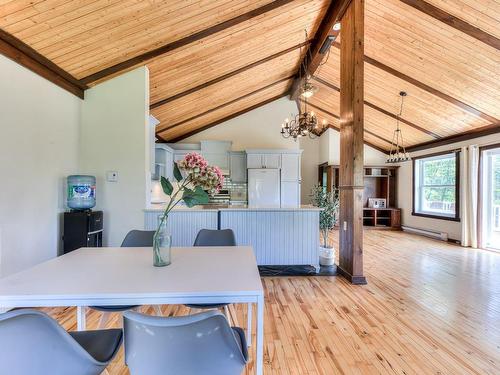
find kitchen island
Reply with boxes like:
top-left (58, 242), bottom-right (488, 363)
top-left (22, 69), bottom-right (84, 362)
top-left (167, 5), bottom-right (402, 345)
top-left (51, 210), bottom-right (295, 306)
top-left (144, 206), bottom-right (321, 268)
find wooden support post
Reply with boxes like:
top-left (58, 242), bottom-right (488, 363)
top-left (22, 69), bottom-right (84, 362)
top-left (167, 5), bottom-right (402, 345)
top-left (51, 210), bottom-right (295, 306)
top-left (338, 0), bottom-right (367, 285)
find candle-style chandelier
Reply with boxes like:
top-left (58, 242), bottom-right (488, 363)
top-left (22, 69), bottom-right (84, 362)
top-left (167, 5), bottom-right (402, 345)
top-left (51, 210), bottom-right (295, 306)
top-left (281, 31), bottom-right (327, 141)
top-left (386, 91), bottom-right (411, 163)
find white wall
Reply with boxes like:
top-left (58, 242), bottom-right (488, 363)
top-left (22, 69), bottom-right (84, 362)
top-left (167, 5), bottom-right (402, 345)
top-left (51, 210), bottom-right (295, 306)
top-left (300, 127), bottom-right (389, 203)
top-left (398, 133), bottom-right (500, 242)
top-left (182, 97), bottom-right (299, 150)
top-left (80, 67), bottom-right (150, 247)
top-left (0, 55), bottom-right (81, 277)
top-left (319, 128), bottom-right (388, 165)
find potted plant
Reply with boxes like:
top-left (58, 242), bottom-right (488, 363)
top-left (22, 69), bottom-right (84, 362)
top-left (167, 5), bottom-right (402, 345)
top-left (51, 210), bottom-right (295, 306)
top-left (310, 185), bottom-right (339, 266)
top-left (154, 152), bottom-right (224, 267)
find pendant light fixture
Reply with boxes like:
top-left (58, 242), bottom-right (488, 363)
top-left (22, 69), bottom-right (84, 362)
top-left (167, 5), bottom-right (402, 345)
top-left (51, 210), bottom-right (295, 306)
top-left (386, 91), bottom-right (411, 163)
top-left (281, 31), bottom-right (328, 141)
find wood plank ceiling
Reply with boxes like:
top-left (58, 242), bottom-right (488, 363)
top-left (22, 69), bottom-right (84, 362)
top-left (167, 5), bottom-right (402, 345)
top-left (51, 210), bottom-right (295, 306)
top-left (0, 0), bottom-right (499, 151)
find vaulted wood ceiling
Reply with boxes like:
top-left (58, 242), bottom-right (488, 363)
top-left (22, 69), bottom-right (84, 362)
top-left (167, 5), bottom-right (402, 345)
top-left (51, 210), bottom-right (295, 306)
top-left (1, 0), bottom-right (499, 151)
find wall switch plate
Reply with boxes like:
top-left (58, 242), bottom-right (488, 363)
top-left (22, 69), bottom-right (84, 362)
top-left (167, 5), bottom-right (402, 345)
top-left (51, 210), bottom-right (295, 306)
top-left (343, 221), bottom-right (347, 231)
top-left (106, 171), bottom-right (118, 182)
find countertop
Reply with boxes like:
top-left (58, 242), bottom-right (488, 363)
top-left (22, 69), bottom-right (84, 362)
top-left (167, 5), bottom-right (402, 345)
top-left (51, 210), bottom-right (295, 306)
top-left (144, 204), bottom-right (322, 212)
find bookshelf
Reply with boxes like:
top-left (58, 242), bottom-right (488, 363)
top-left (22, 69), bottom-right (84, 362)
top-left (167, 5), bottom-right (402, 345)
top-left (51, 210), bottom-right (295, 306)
top-left (318, 164), bottom-right (401, 229)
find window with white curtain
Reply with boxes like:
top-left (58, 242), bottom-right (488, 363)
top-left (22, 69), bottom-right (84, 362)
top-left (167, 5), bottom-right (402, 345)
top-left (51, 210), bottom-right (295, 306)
top-left (412, 151), bottom-right (460, 221)
top-left (481, 146), bottom-right (500, 250)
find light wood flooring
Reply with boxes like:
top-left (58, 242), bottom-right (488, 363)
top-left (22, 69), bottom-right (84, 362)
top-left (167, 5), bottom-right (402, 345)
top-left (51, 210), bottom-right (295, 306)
top-left (40, 231), bottom-right (500, 374)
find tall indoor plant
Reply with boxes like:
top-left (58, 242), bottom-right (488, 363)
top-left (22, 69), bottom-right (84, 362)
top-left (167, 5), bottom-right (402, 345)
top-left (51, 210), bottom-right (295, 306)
top-left (310, 184), bottom-right (339, 266)
top-left (153, 152), bottom-right (223, 266)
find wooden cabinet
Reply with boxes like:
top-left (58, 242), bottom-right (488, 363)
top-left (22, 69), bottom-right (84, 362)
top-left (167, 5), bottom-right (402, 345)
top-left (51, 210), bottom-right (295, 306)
top-left (322, 165), bottom-right (400, 229)
top-left (229, 151), bottom-right (247, 182)
top-left (363, 208), bottom-right (401, 229)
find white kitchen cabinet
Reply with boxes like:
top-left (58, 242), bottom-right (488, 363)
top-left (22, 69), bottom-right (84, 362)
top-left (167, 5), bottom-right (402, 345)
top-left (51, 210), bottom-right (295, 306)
top-left (281, 181), bottom-right (301, 208)
top-left (246, 152), bottom-right (281, 169)
top-left (281, 153), bottom-right (301, 181)
top-left (246, 154), bottom-right (263, 169)
top-left (202, 152), bottom-right (229, 170)
top-left (200, 141), bottom-right (231, 171)
top-left (263, 154), bottom-right (281, 169)
top-left (230, 152), bottom-right (247, 182)
top-left (154, 144), bottom-right (174, 181)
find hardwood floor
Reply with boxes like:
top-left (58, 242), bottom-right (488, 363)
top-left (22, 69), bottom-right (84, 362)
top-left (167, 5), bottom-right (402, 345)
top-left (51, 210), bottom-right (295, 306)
top-left (40, 231), bottom-right (500, 374)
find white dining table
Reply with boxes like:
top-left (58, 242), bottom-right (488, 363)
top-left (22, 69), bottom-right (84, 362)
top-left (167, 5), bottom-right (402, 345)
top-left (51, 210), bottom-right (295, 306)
top-left (0, 246), bottom-right (265, 375)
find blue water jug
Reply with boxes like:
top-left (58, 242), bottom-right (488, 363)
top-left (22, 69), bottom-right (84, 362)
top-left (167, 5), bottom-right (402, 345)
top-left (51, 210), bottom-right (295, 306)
top-left (67, 175), bottom-right (96, 210)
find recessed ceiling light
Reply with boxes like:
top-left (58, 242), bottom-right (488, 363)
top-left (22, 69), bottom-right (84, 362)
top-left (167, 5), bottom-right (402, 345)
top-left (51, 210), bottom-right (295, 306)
top-left (333, 22), bottom-right (341, 31)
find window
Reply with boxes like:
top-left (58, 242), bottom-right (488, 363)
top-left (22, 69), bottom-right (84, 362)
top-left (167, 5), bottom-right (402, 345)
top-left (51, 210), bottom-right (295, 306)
top-left (480, 146), bottom-right (500, 250)
top-left (413, 151), bottom-right (460, 221)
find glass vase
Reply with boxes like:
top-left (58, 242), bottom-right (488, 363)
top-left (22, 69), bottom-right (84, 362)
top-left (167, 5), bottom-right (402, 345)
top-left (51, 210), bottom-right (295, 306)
top-left (153, 215), bottom-right (171, 267)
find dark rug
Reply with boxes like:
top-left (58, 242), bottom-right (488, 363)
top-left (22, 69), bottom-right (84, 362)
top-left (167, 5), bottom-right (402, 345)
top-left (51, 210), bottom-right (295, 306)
top-left (258, 265), bottom-right (337, 276)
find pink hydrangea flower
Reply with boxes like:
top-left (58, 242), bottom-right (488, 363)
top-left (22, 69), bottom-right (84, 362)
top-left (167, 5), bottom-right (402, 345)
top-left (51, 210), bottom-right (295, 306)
top-left (177, 152), bottom-right (224, 195)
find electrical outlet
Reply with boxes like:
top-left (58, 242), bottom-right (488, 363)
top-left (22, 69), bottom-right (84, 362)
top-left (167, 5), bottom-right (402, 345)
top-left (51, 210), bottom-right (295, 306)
top-left (106, 171), bottom-right (118, 182)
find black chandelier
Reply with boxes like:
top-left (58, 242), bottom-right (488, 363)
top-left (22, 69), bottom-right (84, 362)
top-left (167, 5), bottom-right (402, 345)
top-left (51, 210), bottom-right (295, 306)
top-left (281, 93), bottom-right (326, 140)
top-left (386, 91), bottom-right (411, 163)
top-left (281, 31), bottom-right (328, 141)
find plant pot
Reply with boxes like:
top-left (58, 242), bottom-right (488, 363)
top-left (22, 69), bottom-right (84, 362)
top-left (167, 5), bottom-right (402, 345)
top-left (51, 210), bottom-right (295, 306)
top-left (319, 246), bottom-right (335, 266)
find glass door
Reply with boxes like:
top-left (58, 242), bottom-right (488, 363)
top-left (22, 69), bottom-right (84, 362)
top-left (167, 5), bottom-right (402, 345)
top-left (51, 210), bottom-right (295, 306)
top-left (481, 147), bottom-right (500, 250)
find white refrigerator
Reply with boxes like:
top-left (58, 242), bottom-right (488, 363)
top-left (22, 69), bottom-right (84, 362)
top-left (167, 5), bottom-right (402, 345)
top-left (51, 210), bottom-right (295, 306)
top-left (248, 169), bottom-right (281, 208)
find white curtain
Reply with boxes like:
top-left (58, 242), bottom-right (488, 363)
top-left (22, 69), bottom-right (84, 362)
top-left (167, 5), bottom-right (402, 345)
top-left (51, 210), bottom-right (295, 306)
top-left (461, 145), bottom-right (479, 248)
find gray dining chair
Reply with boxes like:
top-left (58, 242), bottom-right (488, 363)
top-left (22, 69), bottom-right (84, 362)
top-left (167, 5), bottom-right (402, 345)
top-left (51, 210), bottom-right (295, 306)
top-left (90, 229), bottom-right (161, 327)
top-left (123, 310), bottom-right (248, 375)
top-left (0, 309), bottom-right (122, 375)
top-left (186, 229), bottom-right (237, 318)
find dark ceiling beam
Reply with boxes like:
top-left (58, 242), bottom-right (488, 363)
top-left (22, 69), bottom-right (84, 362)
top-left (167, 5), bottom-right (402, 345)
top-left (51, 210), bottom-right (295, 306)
top-left (312, 76), bottom-right (441, 139)
top-left (150, 40), bottom-right (310, 110)
top-left (400, 0), bottom-right (500, 51)
top-left (80, 0), bottom-right (296, 85)
top-left (166, 93), bottom-right (286, 143)
top-left (331, 43), bottom-right (498, 124)
top-left (0, 29), bottom-right (86, 99)
top-left (289, 0), bottom-right (352, 100)
top-left (301, 100), bottom-right (391, 153)
top-left (405, 123), bottom-right (500, 152)
top-left (156, 75), bottom-right (294, 133)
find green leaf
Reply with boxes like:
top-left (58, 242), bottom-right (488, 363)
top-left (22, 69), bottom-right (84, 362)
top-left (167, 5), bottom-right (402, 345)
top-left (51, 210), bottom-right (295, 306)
top-left (173, 162), bottom-right (183, 182)
top-left (182, 186), bottom-right (209, 207)
top-left (192, 186), bottom-right (209, 204)
top-left (160, 176), bottom-right (173, 196)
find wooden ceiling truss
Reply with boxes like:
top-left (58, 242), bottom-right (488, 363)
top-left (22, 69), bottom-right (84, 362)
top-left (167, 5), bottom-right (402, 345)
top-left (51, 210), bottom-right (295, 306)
top-left (0, 0), bottom-right (498, 151)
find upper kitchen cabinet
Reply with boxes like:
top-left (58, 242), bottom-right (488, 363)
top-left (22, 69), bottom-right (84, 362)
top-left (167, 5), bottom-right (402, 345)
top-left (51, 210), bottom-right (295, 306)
top-left (229, 152), bottom-right (247, 183)
top-left (281, 153), bottom-right (302, 181)
top-left (246, 151), bottom-right (281, 169)
top-left (200, 141), bottom-right (232, 171)
top-left (173, 150), bottom-right (191, 162)
top-left (153, 144), bottom-right (174, 181)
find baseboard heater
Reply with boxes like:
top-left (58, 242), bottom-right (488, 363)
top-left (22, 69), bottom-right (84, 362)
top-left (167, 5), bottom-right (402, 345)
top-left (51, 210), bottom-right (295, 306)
top-left (401, 226), bottom-right (448, 241)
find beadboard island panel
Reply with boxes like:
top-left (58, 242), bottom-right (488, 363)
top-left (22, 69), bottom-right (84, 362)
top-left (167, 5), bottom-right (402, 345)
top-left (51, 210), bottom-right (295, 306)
top-left (219, 209), bottom-right (320, 267)
top-left (144, 206), bottom-right (321, 266)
